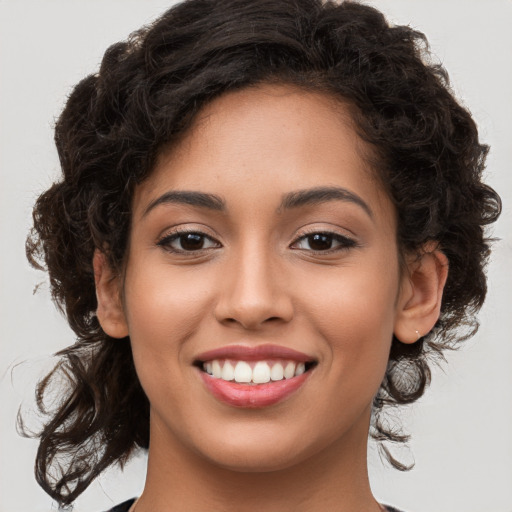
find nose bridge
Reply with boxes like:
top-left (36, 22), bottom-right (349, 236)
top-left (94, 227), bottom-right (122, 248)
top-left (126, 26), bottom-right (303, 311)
top-left (215, 237), bottom-right (293, 329)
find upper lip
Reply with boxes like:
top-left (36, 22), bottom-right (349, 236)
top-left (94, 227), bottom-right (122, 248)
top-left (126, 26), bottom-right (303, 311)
top-left (195, 344), bottom-right (316, 363)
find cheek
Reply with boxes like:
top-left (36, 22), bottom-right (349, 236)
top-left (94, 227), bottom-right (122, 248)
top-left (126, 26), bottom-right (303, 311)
top-left (297, 258), bottom-right (399, 381)
top-left (123, 262), bottom-right (215, 367)
top-left (122, 264), bottom-right (218, 425)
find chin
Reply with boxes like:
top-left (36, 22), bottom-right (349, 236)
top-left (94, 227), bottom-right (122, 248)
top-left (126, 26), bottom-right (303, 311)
top-left (192, 423), bottom-right (332, 474)
top-left (204, 444), bottom-right (310, 474)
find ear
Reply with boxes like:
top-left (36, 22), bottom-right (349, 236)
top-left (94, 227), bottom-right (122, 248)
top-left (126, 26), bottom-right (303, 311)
top-left (394, 243), bottom-right (449, 344)
top-left (93, 249), bottom-right (129, 339)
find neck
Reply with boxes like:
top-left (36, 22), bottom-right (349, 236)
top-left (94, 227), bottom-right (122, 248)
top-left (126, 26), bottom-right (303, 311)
top-left (135, 408), bottom-right (380, 512)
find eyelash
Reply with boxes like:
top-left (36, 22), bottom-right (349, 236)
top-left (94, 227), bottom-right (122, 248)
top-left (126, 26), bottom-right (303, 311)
top-left (156, 229), bottom-right (358, 255)
top-left (156, 229), bottom-right (221, 253)
top-left (290, 231), bottom-right (358, 254)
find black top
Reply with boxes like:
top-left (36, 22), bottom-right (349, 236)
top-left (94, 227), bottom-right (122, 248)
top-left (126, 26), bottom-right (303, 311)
top-left (104, 498), bottom-right (404, 511)
top-left (104, 499), bottom-right (136, 512)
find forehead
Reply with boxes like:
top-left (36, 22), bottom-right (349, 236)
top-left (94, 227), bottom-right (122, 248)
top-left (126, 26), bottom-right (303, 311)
top-left (134, 84), bottom-right (393, 224)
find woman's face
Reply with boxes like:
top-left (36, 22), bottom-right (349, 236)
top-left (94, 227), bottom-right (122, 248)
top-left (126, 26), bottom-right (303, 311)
top-left (120, 84), bottom-right (411, 472)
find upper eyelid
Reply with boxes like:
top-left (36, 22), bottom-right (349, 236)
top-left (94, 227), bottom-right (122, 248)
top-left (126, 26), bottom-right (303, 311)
top-left (291, 233), bottom-right (356, 246)
top-left (289, 229), bottom-right (359, 253)
top-left (155, 226), bottom-right (358, 249)
top-left (291, 227), bottom-right (356, 243)
top-left (157, 226), bottom-right (221, 243)
top-left (292, 219), bottom-right (358, 237)
top-left (156, 231), bottom-right (222, 255)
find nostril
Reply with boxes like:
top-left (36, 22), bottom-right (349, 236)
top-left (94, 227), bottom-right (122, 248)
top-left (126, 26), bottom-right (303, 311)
top-left (214, 284), bottom-right (294, 328)
top-left (220, 315), bottom-right (287, 329)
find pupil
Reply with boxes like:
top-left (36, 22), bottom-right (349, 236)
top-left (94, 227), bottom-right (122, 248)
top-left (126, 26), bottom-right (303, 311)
top-left (308, 233), bottom-right (332, 251)
top-left (181, 233), bottom-right (204, 250)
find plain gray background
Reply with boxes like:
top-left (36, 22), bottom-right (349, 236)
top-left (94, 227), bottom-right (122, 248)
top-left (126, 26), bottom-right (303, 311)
top-left (1, 1), bottom-right (511, 511)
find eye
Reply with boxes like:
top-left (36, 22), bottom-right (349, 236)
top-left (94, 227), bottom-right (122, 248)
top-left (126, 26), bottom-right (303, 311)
top-left (291, 232), bottom-right (357, 252)
top-left (157, 231), bottom-right (220, 253)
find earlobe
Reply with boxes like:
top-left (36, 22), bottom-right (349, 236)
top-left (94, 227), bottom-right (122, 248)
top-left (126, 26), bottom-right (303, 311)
top-left (394, 244), bottom-right (449, 344)
top-left (93, 250), bottom-right (129, 339)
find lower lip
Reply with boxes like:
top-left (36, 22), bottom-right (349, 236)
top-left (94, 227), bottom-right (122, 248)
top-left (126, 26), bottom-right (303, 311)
top-left (198, 370), bottom-right (312, 408)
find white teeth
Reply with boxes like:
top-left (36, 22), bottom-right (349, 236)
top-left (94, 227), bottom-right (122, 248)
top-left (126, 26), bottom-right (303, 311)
top-left (295, 362), bottom-right (305, 376)
top-left (284, 361), bottom-right (295, 379)
top-left (234, 361), bottom-right (252, 383)
top-left (252, 362), bottom-right (271, 383)
top-left (221, 361), bottom-right (235, 381)
top-left (203, 359), bottom-right (310, 384)
top-left (270, 363), bottom-right (284, 381)
top-left (212, 360), bottom-right (222, 378)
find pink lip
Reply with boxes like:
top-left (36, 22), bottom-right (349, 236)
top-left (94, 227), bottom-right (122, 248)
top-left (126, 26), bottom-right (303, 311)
top-left (194, 344), bottom-right (316, 408)
top-left (195, 344), bottom-right (314, 363)
top-left (198, 370), bottom-right (312, 408)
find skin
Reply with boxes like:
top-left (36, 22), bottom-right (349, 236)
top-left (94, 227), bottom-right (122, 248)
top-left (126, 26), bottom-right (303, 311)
top-left (94, 84), bottom-right (448, 512)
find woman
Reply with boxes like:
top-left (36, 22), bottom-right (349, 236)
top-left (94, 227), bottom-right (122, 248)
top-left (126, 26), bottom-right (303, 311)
top-left (24, 0), bottom-right (501, 511)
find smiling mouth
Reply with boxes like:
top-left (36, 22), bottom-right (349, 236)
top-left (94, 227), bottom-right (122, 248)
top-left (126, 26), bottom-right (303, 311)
top-left (196, 359), bottom-right (317, 385)
top-left (194, 345), bottom-right (318, 406)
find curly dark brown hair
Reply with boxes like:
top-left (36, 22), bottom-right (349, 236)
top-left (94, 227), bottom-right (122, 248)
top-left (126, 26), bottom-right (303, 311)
top-left (24, 0), bottom-right (501, 506)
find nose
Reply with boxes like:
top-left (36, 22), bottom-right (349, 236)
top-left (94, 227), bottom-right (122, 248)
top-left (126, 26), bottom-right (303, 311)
top-left (214, 244), bottom-right (294, 330)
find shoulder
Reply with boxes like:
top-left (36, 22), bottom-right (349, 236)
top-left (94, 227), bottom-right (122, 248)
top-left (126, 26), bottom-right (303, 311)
top-left (102, 498), bottom-right (136, 512)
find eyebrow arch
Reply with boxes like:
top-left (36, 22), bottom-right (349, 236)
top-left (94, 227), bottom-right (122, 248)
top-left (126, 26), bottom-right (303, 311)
top-left (279, 186), bottom-right (373, 218)
top-left (142, 190), bottom-right (225, 217)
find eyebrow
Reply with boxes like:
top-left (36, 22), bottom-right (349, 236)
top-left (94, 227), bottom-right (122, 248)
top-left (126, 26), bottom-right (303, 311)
top-left (279, 186), bottom-right (373, 218)
top-left (142, 190), bottom-right (225, 217)
top-left (142, 186), bottom-right (372, 219)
